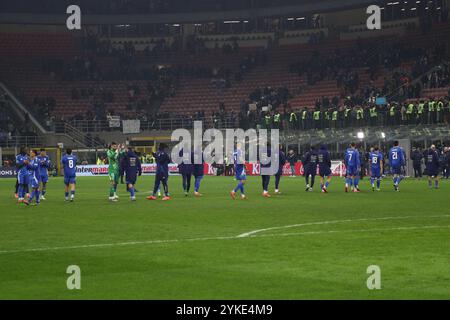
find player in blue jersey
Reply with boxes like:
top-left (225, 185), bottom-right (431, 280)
top-left (344, 142), bottom-right (361, 193)
top-left (25, 150), bottom-right (41, 205)
top-left (16, 147), bottom-right (30, 203)
top-left (178, 148), bottom-right (193, 196)
top-left (147, 143), bottom-right (171, 200)
top-left (120, 147), bottom-right (142, 201)
top-left (369, 146), bottom-right (384, 191)
top-left (318, 145), bottom-right (332, 193)
top-left (230, 143), bottom-right (246, 200)
top-left (303, 146), bottom-right (318, 192)
top-left (425, 144), bottom-right (440, 189)
top-left (61, 148), bottom-right (77, 202)
top-left (389, 141), bottom-right (405, 192)
top-left (274, 145), bottom-right (286, 194)
top-left (192, 149), bottom-right (204, 197)
top-left (37, 148), bottom-right (51, 200)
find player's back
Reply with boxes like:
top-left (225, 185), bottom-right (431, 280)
top-left (345, 148), bottom-right (359, 167)
top-left (318, 149), bottom-right (330, 168)
top-left (426, 150), bottom-right (438, 168)
top-left (369, 152), bottom-right (382, 169)
top-left (389, 147), bottom-right (403, 167)
top-left (62, 154), bottom-right (77, 177)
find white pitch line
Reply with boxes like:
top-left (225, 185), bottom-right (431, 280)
top-left (236, 215), bottom-right (450, 238)
top-left (0, 220), bottom-right (449, 255)
top-left (258, 225), bottom-right (450, 238)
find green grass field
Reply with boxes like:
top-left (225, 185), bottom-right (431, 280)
top-left (0, 175), bottom-right (449, 299)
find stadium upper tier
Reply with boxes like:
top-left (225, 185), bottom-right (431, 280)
top-left (0, 19), bottom-right (449, 124)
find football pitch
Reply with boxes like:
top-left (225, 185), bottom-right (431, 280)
top-left (0, 175), bottom-right (449, 299)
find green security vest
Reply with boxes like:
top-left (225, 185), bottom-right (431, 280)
top-left (429, 101), bottom-right (436, 112)
top-left (437, 101), bottom-right (443, 111)
top-left (265, 115), bottom-right (271, 125)
top-left (332, 110), bottom-right (338, 121)
top-left (370, 107), bottom-right (377, 118)
top-left (390, 106), bottom-right (395, 117)
top-left (418, 103), bottom-right (424, 114)
top-left (313, 111), bottom-right (320, 120)
top-left (290, 112), bottom-right (297, 122)
top-left (356, 109), bottom-right (363, 120)
top-left (274, 113), bottom-right (281, 123)
top-left (406, 103), bottom-right (414, 114)
top-left (302, 110), bottom-right (307, 120)
top-left (325, 111), bottom-right (330, 120)
top-left (344, 108), bottom-right (351, 118)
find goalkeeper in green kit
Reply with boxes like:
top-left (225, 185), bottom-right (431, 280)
top-left (107, 142), bottom-right (125, 201)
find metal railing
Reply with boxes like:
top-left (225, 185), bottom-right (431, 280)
top-left (58, 118), bottom-right (239, 133)
top-left (54, 122), bottom-right (104, 148)
top-left (0, 135), bottom-right (43, 148)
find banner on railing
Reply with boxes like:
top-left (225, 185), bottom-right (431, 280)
top-left (122, 120), bottom-right (140, 134)
top-left (74, 161), bottom-right (345, 177)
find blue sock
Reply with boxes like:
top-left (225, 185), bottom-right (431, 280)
top-left (18, 185), bottom-right (24, 198)
top-left (30, 190), bottom-right (35, 201)
top-left (65, 191), bottom-right (69, 198)
top-left (35, 190), bottom-right (40, 203)
top-left (71, 190), bottom-right (75, 197)
top-left (354, 177), bottom-right (359, 188)
top-left (325, 181), bottom-right (329, 188)
top-left (370, 177), bottom-right (374, 186)
top-left (233, 183), bottom-right (240, 193)
top-left (377, 179), bottom-right (381, 188)
top-left (428, 180), bottom-right (432, 188)
top-left (435, 180), bottom-right (439, 188)
top-left (239, 182), bottom-right (245, 194)
top-left (130, 187), bottom-right (135, 197)
top-left (195, 177), bottom-right (202, 192)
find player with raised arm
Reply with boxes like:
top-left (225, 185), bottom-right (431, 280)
top-left (318, 145), bottom-right (332, 193)
top-left (15, 147), bottom-right (30, 203)
top-left (120, 147), bottom-right (142, 201)
top-left (147, 143), bottom-right (171, 201)
top-left (425, 144), bottom-right (440, 189)
top-left (107, 142), bottom-right (124, 202)
top-left (25, 150), bottom-right (41, 206)
top-left (369, 146), bottom-right (384, 191)
top-left (61, 148), bottom-right (77, 202)
top-left (344, 142), bottom-right (361, 193)
top-left (230, 143), bottom-right (246, 200)
top-left (37, 148), bottom-right (50, 200)
top-left (389, 141), bottom-right (405, 192)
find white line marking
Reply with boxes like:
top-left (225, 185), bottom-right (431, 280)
top-left (236, 215), bottom-right (450, 238)
top-left (0, 220), bottom-right (448, 255)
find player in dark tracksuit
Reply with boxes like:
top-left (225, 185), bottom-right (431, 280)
top-left (260, 147), bottom-right (272, 197)
top-left (178, 149), bottom-right (193, 196)
top-left (120, 147), bottom-right (142, 201)
top-left (444, 148), bottom-right (450, 179)
top-left (318, 145), bottom-right (332, 193)
top-left (147, 144), bottom-right (171, 200)
top-left (425, 145), bottom-right (440, 189)
top-left (192, 149), bottom-right (204, 196)
top-left (274, 146), bottom-right (286, 194)
top-left (303, 146), bottom-right (318, 191)
top-left (410, 148), bottom-right (423, 179)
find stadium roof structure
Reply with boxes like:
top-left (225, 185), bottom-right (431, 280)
top-left (0, 0), bottom-right (384, 25)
